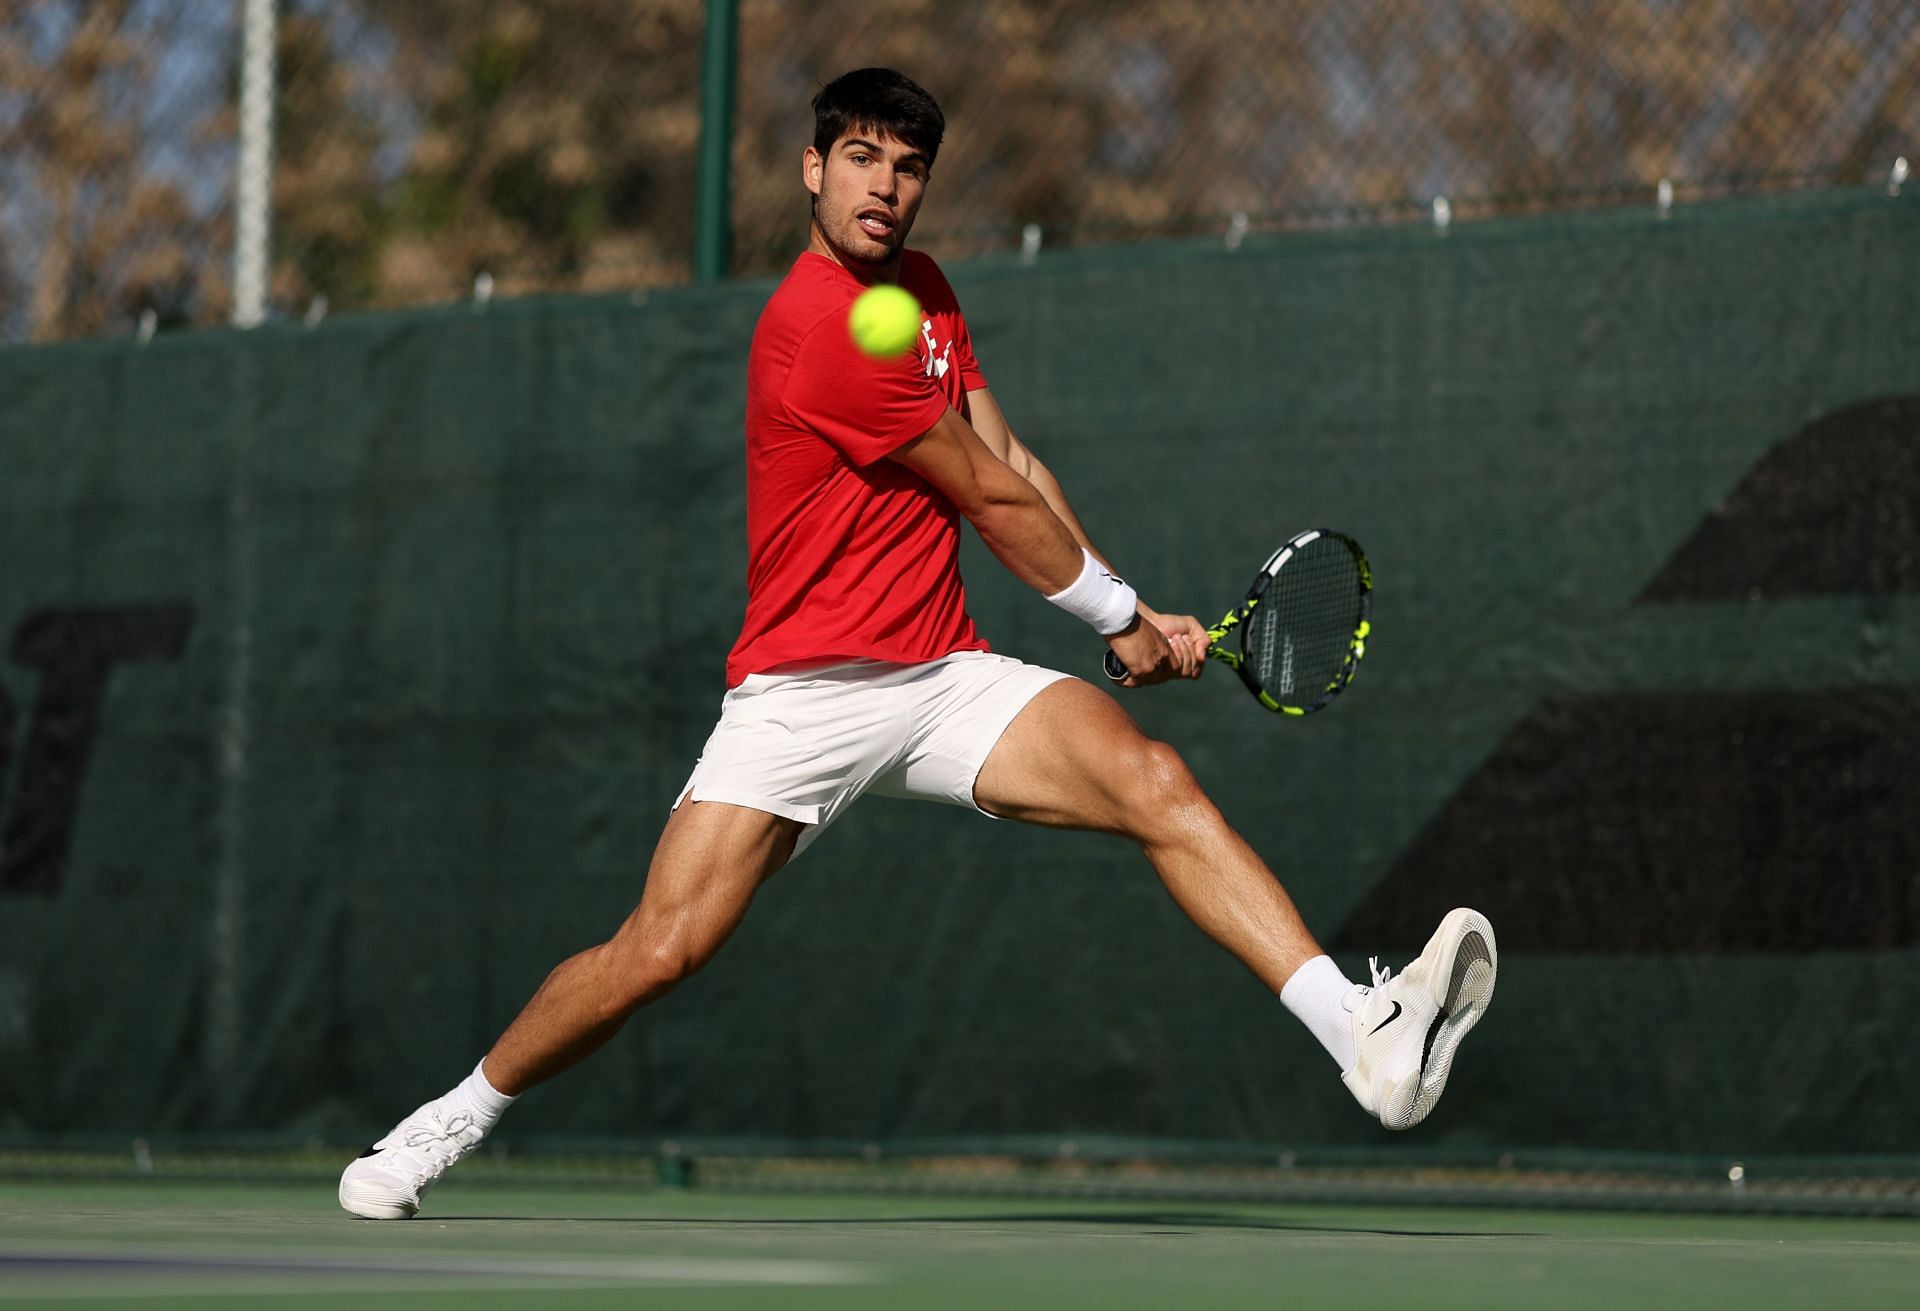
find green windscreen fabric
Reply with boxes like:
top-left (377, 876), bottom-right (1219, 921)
top-left (1, 190), bottom-right (1915, 1160)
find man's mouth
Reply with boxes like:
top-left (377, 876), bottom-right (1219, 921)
top-left (856, 209), bottom-right (896, 239)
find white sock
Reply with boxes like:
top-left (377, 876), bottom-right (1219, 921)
top-left (1280, 955), bottom-right (1361, 1074)
top-left (446, 1059), bottom-right (516, 1132)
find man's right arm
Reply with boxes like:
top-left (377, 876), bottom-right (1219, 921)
top-left (888, 407), bottom-right (1177, 684)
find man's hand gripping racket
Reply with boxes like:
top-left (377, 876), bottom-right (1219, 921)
top-left (1105, 528), bottom-right (1372, 716)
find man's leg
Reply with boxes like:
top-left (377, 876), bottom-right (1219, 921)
top-left (972, 678), bottom-right (1496, 1131)
top-left (484, 798), bottom-right (806, 1095)
top-left (340, 799), bottom-right (804, 1218)
top-left (972, 679), bottom-right (1322, 992)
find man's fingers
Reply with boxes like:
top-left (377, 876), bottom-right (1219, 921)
top-left (1181, 635), bottom-right (1200, 677)
top-left (1170, 635), bottom-right (1196, 679)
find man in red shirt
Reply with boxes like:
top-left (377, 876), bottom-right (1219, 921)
top-left (341, 69), bottom-right (1495, 1221)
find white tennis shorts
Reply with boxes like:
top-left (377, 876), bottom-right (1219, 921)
top-left (675, 650), bottom-right (1072, 856)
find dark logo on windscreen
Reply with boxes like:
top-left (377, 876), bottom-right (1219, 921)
top-left (0, 605), bottom-right (193, 896)
top-left (1339, 396), bottom-right (1920, 954)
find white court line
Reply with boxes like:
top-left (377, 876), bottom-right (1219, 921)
top-left (0, 1243), bottom-right (877, 1297)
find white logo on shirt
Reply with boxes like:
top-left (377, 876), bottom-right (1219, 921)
top-left (918, 318), bottom-right (952, 380)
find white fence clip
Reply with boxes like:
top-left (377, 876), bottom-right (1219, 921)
top-left (1019, 223), bottom-right (1043, 265)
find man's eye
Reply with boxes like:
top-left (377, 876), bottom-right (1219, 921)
top-left (850, 153), bottom-right (870, 165)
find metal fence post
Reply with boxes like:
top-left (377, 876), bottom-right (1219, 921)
top-left (233, 0), bottom-right (277, 327)
top-left (693, 0), bottom-right (738, 283)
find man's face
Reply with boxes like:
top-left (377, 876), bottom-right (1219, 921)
top-left (804, 129), bottom-right (931, 273)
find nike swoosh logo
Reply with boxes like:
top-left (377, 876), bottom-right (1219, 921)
top-left (1368, 1000), bottom-right (1403, 1036)
top-left (357, 1146), bottom-right (384, 1159)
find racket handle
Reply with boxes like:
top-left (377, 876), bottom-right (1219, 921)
top-left (1102, 650), bottom-right (1127, 682)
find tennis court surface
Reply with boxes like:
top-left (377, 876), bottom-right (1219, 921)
top-left (2, 1179), bottom-right (1915, 1309)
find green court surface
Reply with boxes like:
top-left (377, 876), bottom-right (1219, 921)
top-left (1, 1180), bottom-right (1915, 1309)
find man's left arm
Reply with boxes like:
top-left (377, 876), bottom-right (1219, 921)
top-left (965, 386), bottom-right (1211, 675)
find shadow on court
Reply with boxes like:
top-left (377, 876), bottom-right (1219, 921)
top-left (425, 1208), bottom-right (1539, 1238)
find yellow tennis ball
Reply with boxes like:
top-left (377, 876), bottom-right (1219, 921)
top-left (848, 284), bottom-right (922, 359)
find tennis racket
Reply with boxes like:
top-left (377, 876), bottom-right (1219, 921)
top-left (1103, 528), bottom-right (1372, 716)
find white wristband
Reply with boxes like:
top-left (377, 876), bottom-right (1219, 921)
top-left (1045, 549), bottom-right (1138, 636)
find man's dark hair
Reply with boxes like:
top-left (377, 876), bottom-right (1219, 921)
top-left (812, 68), bottom-right (945, 166)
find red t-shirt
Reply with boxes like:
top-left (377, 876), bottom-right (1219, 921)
top-left (726, 250), bottom-right (991, 686)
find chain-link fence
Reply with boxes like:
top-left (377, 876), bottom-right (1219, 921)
top-left (3, 0), bottom-right (1915, 344)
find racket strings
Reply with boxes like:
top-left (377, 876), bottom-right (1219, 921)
top-left (1245, 540), bottom-right (1362, 706)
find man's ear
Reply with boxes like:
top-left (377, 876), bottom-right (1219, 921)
top-left (802, 146), bottom-right (823, 197)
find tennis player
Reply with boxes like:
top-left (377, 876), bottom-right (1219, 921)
top-left (340, 68), bottom-right (1496, 1220)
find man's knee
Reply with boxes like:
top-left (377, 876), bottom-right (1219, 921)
top-left (595, 933), bottom-right (706, 1019)
top-left (1118, 739), bottom-right (1210, 838)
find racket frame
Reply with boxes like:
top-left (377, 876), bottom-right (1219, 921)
top-left (1103, 528), bottom-right (1372, 716)
top-left (1210, 529), bottom-right (1371, 715)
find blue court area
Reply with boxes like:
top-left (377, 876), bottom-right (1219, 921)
top-left (2, 1179), bottom-right (1916, 1309)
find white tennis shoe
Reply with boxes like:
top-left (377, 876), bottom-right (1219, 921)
top-left (1343, 908), bottom-right (1497, 1131)
top-left (338, 1100), bottom-right (488, 1219)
